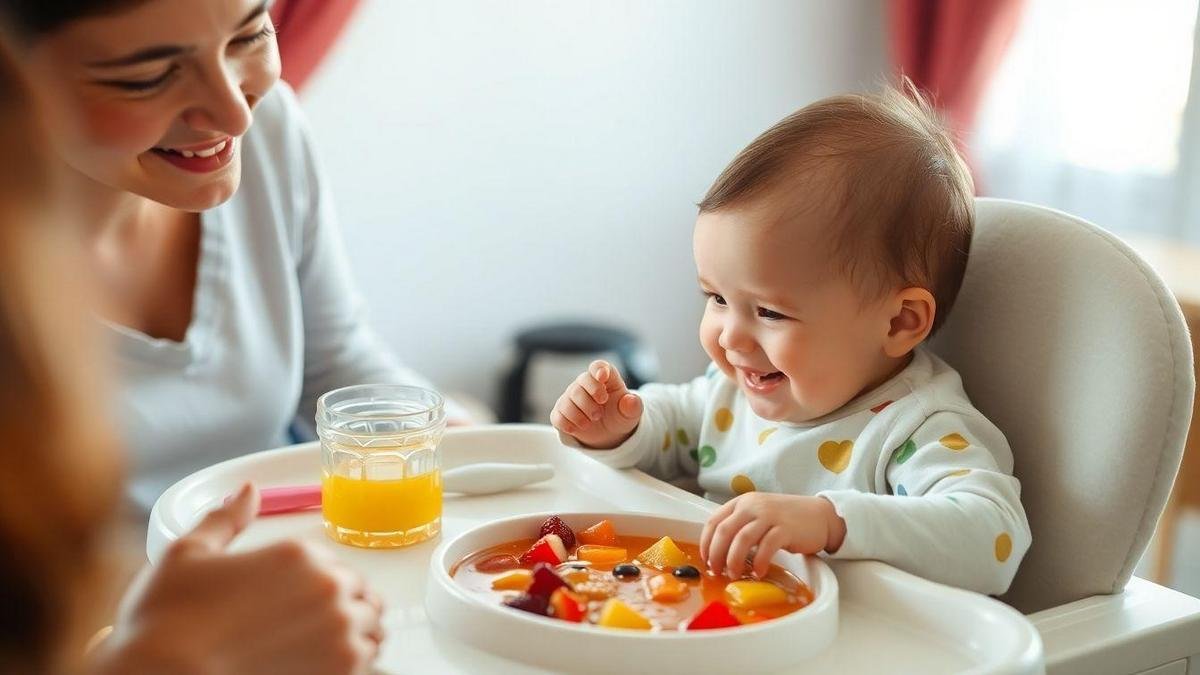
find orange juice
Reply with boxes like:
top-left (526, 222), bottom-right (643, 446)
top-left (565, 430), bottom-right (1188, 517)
top-left (321, 469), bottom-right (442, 548)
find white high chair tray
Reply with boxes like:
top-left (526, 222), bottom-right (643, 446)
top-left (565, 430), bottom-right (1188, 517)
top-left (148, 425), bottom-right (1043, 674)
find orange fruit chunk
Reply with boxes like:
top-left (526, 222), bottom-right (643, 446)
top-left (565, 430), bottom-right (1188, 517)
top-left (646, 573), bottom-right (690, 603)
top-left (576, 545), bottom-right (627, 565)
top-left (490, 570), bottom-right (533, 591)
top-left (577, 519), bottom-right (618, 546)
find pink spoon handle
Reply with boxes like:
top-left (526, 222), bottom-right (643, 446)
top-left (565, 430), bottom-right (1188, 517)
top-left (256, 484), bottom-right (322, 515)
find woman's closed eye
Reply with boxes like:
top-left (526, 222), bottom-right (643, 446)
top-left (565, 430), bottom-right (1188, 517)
top-left (95, 25), bottom-right (274, 93)
top-left (96, 66), bottom-right (180, 92)
top-left (231, 25), bottom-right (276, 49)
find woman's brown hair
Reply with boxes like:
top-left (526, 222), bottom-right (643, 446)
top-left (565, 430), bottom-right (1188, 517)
top-left (0, 25), bottom-right (124, 675)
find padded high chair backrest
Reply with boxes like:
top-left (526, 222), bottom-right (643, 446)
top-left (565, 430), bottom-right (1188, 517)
top-left (928, 198), bottom-right (1195, 614)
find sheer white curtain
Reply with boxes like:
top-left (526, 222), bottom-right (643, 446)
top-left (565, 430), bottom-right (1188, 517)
top-left (974, 0), bottom-right (1200, 244)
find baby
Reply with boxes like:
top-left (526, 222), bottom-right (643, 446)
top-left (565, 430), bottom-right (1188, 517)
top-left (552, 84), bottom-right (1031, 596)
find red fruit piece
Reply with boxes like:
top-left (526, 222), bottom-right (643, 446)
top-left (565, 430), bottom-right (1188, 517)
top-left (538, 515), bottom-right (577, 549)
top-left (549, 588), bottom-right (587, 623)
top-left (686, 601), bottom-right (742, 630)
top-left (504, 592), bottom-right (550, 616)
top-left (520, 534), bottom-right (567, 566)
top-left (527, 562), bottom-right (570, 598)
top-left (475, 554), bottom-right (520, 573)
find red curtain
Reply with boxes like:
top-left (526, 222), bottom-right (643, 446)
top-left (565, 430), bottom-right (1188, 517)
top-left (270, 0), bottom-right (364, 92)
top-left (889, 0), bottom-right (1025, 158)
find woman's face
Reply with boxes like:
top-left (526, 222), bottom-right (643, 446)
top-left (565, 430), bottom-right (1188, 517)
top-left (26, 0), bottom-right (280, 211)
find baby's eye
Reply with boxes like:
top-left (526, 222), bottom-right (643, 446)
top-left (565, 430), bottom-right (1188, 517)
top-left (757, 307), bottom-right (788, 320)
top-left (708, 293), bottom-right (727, 306)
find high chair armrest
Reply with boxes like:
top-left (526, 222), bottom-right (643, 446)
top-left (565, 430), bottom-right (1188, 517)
top-left (1028, 577), bottom-right (1200, 675)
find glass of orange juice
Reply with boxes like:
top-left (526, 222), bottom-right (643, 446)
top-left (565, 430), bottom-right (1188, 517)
top-left (316, 384), bottom-right (446, 548)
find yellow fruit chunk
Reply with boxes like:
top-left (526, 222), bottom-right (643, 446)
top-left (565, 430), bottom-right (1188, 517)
top-left (636, 536), bottom-right (688, 569)
top-left (724, 580), bottom-right (788, 610)
top-left (647, 574), bottom-right (690, 603)
top-left (576, 545), bottom-right (627, 565)
top-left (490, 570), bottom-right (533, 591)
top-left (597, 599), bottom-right (652, 630)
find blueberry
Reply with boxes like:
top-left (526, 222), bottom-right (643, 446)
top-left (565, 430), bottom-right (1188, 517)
top-left (673, 565), bottom-right (700, 579)
top-left (612, 564), bottom-right (641, 579)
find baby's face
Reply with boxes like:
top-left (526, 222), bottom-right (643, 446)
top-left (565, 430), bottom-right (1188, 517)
top-left (694, 202), bottom-right (897, 424)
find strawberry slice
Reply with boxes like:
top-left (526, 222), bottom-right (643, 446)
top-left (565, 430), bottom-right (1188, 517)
top-left (538, 515), bottom-right (577, 549)
top-left (526, 562), bottom-right (570, 598)
top-left (548, 587), bottom-right (587, 622)
top-left (685, 601), bottom-right (742, 630)
top-left (519, 534), bottom-right (568, 566)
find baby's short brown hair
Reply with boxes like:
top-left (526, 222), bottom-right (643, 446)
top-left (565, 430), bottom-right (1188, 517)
top-left (698, 81), bottom-right (974, 333)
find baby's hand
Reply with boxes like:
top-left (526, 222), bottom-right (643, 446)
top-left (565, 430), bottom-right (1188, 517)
top-left (551, 359), bottom-right (644, 449)
top-left (699, 493), bottom-right (847, 579)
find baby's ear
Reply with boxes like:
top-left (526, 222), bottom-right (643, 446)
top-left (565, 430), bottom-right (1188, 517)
top-left (884, 287), bottom-right (935, 358)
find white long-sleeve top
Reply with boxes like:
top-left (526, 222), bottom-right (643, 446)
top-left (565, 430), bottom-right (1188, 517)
top-left (111, 83), bottom-right (457, 510)
top-left (573, 347), bottom-right (1031, 595)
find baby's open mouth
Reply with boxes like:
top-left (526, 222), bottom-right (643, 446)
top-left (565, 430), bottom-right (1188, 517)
top-left (747, 371), bottom-right (783, 385)
top-left (741, 368), bottom-right (785, 392)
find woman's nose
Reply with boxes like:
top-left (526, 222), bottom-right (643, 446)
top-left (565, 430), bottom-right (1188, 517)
top-left (181, 67), bottom-right (254, 138)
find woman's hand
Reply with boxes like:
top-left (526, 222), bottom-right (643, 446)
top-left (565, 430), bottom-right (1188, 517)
top-left (699, 493), bottom-right (847, 579)
top-left (93, 484), bottom-right (383, 675)
top-left (550, 360), bottom-right (644, 449)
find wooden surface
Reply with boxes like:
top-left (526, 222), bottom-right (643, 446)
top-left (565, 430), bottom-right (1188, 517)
top-left (1125, 236), bottom-right (1200, 585)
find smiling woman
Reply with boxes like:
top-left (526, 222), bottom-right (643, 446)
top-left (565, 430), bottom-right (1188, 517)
top-left (0, 0), bottom-right (469, 512)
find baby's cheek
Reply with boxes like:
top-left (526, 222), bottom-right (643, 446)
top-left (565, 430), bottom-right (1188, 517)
top-left (698, 318), bottom-right (729, 373)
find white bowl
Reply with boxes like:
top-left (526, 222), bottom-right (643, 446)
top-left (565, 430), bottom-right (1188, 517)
top-left (425, 511), bottom-right (838, 673)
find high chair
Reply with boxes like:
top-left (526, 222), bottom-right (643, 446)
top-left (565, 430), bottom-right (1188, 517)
top-left (929, 198), bottom-right (1200, 673)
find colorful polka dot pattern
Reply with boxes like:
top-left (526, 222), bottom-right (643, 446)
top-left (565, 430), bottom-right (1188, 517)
top-left (676, 429), bottom-right (690, 447)
top-left (895, 484), bottom-right (907, 496)
top-left (758, 427), bottom-right (777, 445)
top-left (698, 446), bottom-right (717, 468)
top-left (662, 432), bottom-right (671, 452)
top-left (730, 474), bottom-right (756, 494)
top-left (817, 440), bottom-right (853, 474)
top-left (947, 469), bottom-right (971, 477)
top-left (994, 533), bottom-right (1013, 562)
top-left (893, 439), bottom-right (917, 465)
top-left (714, 408), bottom-right (734, 432)
top-left (940, 433), bottom-right (970, 451)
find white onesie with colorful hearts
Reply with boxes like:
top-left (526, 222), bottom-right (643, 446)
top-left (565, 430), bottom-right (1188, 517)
top-left (567, 346), bottom-right (1032, 596)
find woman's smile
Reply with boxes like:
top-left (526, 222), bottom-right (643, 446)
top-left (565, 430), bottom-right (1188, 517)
top-left (149, 136), bottom-right (236, 173)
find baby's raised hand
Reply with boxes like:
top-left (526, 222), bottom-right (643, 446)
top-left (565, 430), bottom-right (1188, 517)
top-left (551, 359), bottom-right (643, 449)
top-left (699, 493), bottom-right (847, 579)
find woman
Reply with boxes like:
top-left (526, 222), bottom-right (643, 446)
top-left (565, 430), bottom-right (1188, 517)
top-left (0, 0), bottom-right (467, 510)
top-left (0, 24), bottom-right (383, 674)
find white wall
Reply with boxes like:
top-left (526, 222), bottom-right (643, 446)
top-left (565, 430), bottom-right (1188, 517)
top-left (299, 0), bottom-right (887, 410)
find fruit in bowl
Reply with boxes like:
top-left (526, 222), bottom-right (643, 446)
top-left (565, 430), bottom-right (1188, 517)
top-left (450, 514), bottom-right (813, 632)
top-left (427, 511), bottom-right (839, 674)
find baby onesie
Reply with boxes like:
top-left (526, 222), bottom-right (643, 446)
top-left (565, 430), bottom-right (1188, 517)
top-left (566, 347), bottom-right (1032, 595)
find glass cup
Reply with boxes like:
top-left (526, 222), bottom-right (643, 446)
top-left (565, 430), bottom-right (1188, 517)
top-left (317, 384), bottom-right (446, 548)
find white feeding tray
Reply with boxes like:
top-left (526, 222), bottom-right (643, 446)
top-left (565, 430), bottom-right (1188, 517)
top-left (426, 511), bottom-right (838, 674)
